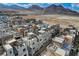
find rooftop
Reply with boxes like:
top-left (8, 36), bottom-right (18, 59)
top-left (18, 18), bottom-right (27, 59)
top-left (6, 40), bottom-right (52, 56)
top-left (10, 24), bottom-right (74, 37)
top-left (53, 37), bottom-right (65, 44)
top-left (0, 31), bottom-right (13, 40)
top-left (3, 44), bottom-right (12, 50)
top-left (54, 48), bottom-right (66, 56)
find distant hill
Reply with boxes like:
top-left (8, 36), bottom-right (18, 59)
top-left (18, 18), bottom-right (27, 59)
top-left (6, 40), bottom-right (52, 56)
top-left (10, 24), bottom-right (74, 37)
top-left (0, 4), bottom-right (26, 10)
top-left (27, 5), bottom-right (44, 10)
top-left (44, 4), bottom-right (79, 16)
top-left (0, 3), bottom-right (79, 16)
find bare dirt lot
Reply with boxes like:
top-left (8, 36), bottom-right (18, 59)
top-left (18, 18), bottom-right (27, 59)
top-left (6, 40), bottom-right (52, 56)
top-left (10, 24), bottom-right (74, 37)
top-left (23, 14), bottom-right (79, 30)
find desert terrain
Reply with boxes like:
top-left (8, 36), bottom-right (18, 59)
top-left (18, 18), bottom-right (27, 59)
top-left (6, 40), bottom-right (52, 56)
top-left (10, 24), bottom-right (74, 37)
top-left (22, 14), bottom-right (79, 30)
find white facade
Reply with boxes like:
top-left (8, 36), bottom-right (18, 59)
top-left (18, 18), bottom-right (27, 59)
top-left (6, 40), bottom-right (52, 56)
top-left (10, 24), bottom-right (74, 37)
top-left (3, 44), bottom-right (14, 56)
top-left (23, 37), bottom-right (38, 55)
top-left (38, 30), bottom-right (51, 44)
top-left (12, 43), bottom-right (28, 56)
top-left (22, 29), bottom-right (52, 55)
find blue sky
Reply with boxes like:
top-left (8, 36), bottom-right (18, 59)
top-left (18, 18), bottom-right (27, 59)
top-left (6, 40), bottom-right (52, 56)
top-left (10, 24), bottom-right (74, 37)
top-left (0, 0), bottom-right (79, 3)
top-left (62, 3), bottom-right (79, 12)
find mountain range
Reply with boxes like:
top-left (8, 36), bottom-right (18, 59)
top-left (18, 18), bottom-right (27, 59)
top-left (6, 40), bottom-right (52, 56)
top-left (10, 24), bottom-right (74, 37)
top-left (0, 3), bottom-right (75, 10)
top-left (0, 3), bottom-right (79, 16)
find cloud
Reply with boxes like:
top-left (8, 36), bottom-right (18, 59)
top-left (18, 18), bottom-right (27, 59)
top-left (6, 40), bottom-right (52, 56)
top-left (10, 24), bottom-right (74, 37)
top-left (14, 3), bottom-right (32, 8)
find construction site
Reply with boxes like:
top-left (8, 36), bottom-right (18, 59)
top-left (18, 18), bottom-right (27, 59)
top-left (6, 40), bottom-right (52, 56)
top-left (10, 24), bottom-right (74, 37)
top-left (0, 14), bottom-right (79, 56)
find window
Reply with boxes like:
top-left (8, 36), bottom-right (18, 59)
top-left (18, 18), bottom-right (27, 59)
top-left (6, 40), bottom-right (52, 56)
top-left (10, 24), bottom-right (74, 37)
top-left (40, 39), bottom-right (42, 41)
top-left (10, 51), bottom-right (12, 54)
top-left (20, 44), bottom-right (24, 47)
top-left (0, 41), bottom-right (2, 46)
top-left (24, 54), bottom-right (27, 56)
top-left (15, 37), bottom-right (21, 40)
top-left (37, 39), bottom-right (39, 42)
top-left (23, 48), bottom-right (26, 52)
top-left (32, 42), bottom-right (35, 45)
top-left (15, 53), bottom-right (18, 56)
top-left (33, 47), bottom-right (35, 50)
top-left (0, 43), bottom-right (2, 46)
top-left (29, 54), bottom-right (32, 56)
top-left (13, 47), bottom-right (18, 56)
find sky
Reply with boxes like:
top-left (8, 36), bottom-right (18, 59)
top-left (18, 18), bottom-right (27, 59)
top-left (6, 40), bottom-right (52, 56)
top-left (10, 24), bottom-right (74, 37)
top-left (0, 0), bottom-right (79, 3)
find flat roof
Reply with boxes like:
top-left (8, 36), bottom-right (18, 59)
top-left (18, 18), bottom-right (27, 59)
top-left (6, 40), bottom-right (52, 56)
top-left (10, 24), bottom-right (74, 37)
top-left (54, 48), bottom-right (66, 56)
top-left (53, 37), bottom-right (64, 44)
top-left (3, 44), bottom-right (12, 50)
top-left (0, 32), bottom-right (13, 40)
top-left (7, 39), bottom-right (16, 44)
top-left (38, 30), bottom-right (45, 33)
